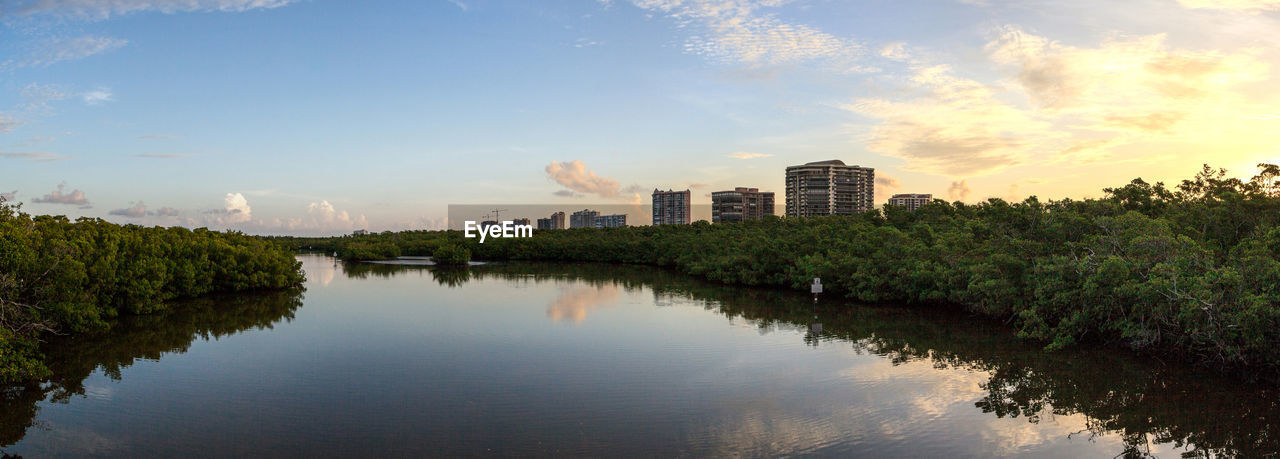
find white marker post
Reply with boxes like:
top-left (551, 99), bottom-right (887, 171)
top-left (810, 277), bottom-right (822, 303)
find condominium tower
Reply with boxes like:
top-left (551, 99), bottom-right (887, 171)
top-left (888, 193), bottom-right (933, 211)
top-left (536, 211), bottom-right (565, 230)
top-left (652, 189), bottom-right (691, 225)
top-left (569, 209), bottom-right (598, 229)
top-left (711, 187), bottom-right (775, 223)
top-left (784, 160), bottom-right (875, 217)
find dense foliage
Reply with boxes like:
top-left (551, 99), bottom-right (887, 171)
top-left (0, 200), bottom-right (305, 384)
top-left (431, 244), bottom-right (471, 265)
top-left (287, 165), bottom-right (1280, 375)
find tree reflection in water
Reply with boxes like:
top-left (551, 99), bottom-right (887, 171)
top-left (412, 261), bottom-right (1279, 458)
top-left (4, 260), bottom-right (1277, 457)
top-left (0, 288), bottom-right (304, 449)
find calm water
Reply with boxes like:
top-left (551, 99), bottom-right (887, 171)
top-left (2, 254), bottom-right (1277, 457)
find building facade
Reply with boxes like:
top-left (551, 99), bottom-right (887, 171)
top-left (711, 187), bottom-right (775, 223)
top-left (511, 218), bottom-right (531, 227)
top-left (887, 193), bottom-right (933, 211)
top-left (651, 189), bottom-right (691, 225)
top-left (593, 214), bottom-right (627, 228)
top-left (569, 209), bottom-right (598, 229)
top-left (536, 211), bottom-right (565, 230)
top-left (784, 160), bottom-right (875, 217)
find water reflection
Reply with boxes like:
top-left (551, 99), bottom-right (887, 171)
top-left (415, 261), bottom-right (1280, 457)
top-left (1, 289), bottom-right (303, 449)
top-left (2, 259), bottom-right (1277, 457)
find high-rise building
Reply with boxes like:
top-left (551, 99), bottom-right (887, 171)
top-left (536, 211), bottom-right (565, 230)
top-left (711, 187), bottom-right (775, 223)
top-left (785, 160), bottom-right (875, 217)
top-left (569, 209), bottom-right (598, 228)
top-left (593, 214), bottom-right (627, 228)
top-left (887, 193), bottom-right (933, 211)
top-left (511, 218), bottom-right (531, 227)
top-left (652, 189), bottom-right (691, 225)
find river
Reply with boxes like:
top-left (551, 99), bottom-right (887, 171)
top-left (1, 254), bottom-right (1276, 457)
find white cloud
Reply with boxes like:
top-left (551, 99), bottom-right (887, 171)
top-left (301, 200), bottom-right (368, 231)
top-left (3, 0), bottom-right (300, 20)
top-left (0, 152), bottom-right (71, 162)
top-left (1176, 0), bottom-right (1280, 11)
top-left (633, 0), bottom-right (862, 67)
top-left (109, 201), bottom-right (148, 218)
top-left (545, 160), bottom-right (622, 198)
top-left (219, 192), bottom-right (252, 223)
top-left (727, 151), bottom-right (774, 159)
top-left (445, 0), bottom-right (468, 11)
top-left (81, 88), bottom-right (114, 105)
top-left (4, 36), bottom-right (127, 69)
top-left (32, 184), bottom-right (89, 205)
top-left (154, 206), bottom-right (179, 216)
top-left (1, 190), bottom-right (16, 202)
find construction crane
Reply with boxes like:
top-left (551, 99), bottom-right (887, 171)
top-left (489, 208), bottom-right (509, 222)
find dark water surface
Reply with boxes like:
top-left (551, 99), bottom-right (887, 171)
top-left (2, 254), bottom-right (1277, 457)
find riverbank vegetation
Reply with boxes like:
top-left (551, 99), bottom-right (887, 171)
top-left (0, 200), bottom-right (305, 384)
top-left (283, 165), bottom-right (1280, 376)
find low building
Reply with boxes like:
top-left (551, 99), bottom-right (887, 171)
top-left (593, 214), bottom-right (627, 228)
top-left (711, 187), bottom-right (775, 223)
top-left (352, 229), bottom-right (368, 236)
top-left (887, 193), bottom-right (933, 211)
top-left (511, 218), bottom-right (531, 227)
top-left (569, 209), bottom-right (599, 229)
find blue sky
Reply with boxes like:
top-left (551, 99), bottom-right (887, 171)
top-left (2, 0), bottom-right (1278, 235)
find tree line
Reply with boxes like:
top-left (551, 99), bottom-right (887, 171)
top-left (283, 164), bottom-right (1280, 376)
top-left (0, 200), bottom-right (305, 384)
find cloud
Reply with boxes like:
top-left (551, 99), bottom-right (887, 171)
top-left (633, 0), bottom-right (862, 67)
top-left (948, 180), bottom-right (971, 202)
top-left (0, 152), bottom-right (71, 162)
top-left (445, 0), bottom-right (468, 11)
top-left (879, 42), bottom-right (909, 60)
top-left (727, 151), bottom-right (774, 159)
top-left (208, 192), bottom-right (252, 224)
top-left (32, 184), bottom-right (89, 205)
top-left (20, 83), bottom-right (72, 112)
top-left (0, 115), bottom-right (19, 134)
top-left (154, 206), bottom-right (179, 216)
top-left (689, 183), bottom-right (708, 189)
top-left (1004, 184), bottom-right (1020, 202)
top-left (552, 190), bottom-right (581, 198)
top-left (545, 160), bottom-right (621, 198)
top-left (874, 174), bottom-right (901, 200)
top-left (876, 175), bottom-right (901, 190)
top-left (109, 201), bottom-right (148, 218)
top-left (1, 191), bottom-right (15, 201)
top-left (133, 153), bottom-right (190, 158)
top-left (1176, 0), bottom-right (1280, 10)
top-left (4, 36), bottom-right (128, 69)
top-left (2, 0), bottom-right (300, 20)
top-left (302, 200), bottom-right (367, 230)
top-left (136, 134), bottom-right (181, 140)
top-left (844, 64), bottom-right (1039, 176)
top-left (82, 88), bottom-right (114, 105)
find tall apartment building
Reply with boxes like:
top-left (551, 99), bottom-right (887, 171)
top-left (569, 209), bottom-right (598, 229)
top-left (511, 218), bottom-right (531, 227)
top-left (711, 187), bottom-right (775, 223)
top-left (536, 211), bottom-right (565, 230)
top-left (888, 193), bottom-right (933, 211)
top-left (651, 189), bottom-right (691, 225)
top-left (784, 160), bottom-right (875, 217)
top-left (593, 214), bottom-right (627, 228)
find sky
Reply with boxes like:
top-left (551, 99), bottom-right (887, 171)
top-left (1, 0), bottom-right (1278, 235)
